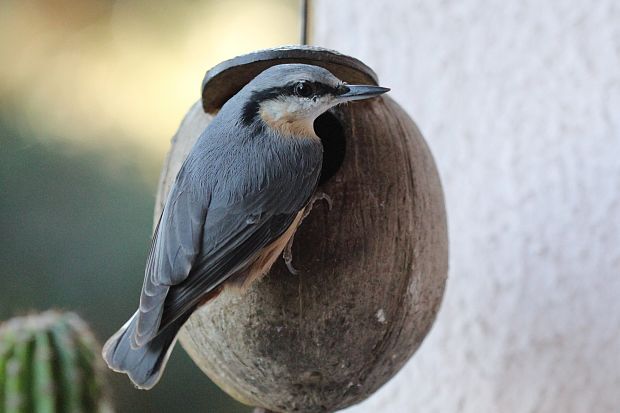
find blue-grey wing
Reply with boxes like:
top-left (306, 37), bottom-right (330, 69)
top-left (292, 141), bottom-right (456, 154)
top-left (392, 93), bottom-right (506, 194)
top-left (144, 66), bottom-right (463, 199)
top-left (133, 185), bottom-right (208, 347)
top-left (159, 207), bottom-right (299, 327)
top-left (133, 163), bottom-right (318, 347)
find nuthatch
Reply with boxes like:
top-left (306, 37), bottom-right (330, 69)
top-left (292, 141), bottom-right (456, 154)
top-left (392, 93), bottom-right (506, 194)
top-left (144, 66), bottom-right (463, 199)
top-left (102, 63), bottom-right (389, 389)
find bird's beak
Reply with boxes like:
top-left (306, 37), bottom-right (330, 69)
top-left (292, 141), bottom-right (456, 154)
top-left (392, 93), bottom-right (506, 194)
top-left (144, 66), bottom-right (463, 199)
top-left (336, 85), bottom-right (390, 102)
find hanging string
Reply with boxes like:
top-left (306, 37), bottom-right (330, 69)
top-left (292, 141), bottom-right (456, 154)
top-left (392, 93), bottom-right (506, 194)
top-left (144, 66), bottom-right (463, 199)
top-left (300, 0), bottom-right (310, 45)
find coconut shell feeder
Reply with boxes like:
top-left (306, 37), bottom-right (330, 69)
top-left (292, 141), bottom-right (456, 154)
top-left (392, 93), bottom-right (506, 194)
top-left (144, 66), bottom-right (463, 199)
top-left (154, 46), bottom-right (448, 413)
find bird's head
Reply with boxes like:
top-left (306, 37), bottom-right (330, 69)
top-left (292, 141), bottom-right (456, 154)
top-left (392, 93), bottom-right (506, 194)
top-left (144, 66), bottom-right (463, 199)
top-left (239, 64), bottom-right (389, 138)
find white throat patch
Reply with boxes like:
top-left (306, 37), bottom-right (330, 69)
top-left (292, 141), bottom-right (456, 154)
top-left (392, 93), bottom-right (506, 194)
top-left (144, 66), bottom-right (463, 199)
top-left (258, 96), bottom-right (331, 139)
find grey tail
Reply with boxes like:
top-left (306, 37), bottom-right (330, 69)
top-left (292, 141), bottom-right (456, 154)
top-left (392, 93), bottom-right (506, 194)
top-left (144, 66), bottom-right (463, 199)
top-left (102, 311), bottom-right (188, 390)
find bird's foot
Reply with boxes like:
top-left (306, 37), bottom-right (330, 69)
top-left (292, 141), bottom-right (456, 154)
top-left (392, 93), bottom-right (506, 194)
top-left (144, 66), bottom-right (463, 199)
top-left (282, 191), bottom-right (333, 275)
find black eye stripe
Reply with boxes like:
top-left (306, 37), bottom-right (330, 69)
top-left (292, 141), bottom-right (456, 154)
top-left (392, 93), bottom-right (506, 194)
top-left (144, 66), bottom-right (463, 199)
top-left (285, 81), bottom-right (341, 97)
top-left (241, 81), bottom-right (344, 125)
top-left (241, 87), bottom-right (282, 125)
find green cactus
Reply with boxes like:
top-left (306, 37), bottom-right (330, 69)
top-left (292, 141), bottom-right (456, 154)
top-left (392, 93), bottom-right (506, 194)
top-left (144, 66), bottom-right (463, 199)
top-left (0, 311), bottom-right (113, 413)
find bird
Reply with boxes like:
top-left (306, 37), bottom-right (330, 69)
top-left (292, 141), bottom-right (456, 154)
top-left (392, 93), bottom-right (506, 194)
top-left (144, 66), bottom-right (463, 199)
top-left (102, 63), bottom-right (389, 389)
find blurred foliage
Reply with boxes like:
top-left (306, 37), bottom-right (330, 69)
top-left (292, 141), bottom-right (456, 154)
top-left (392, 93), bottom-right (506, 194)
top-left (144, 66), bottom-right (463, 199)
top-left (0, 0), bottom-right (298, 155)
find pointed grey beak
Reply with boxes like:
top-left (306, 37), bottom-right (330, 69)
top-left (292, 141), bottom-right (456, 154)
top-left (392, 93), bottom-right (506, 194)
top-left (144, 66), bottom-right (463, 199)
top-left (337, 84), bottom-right (390, 102)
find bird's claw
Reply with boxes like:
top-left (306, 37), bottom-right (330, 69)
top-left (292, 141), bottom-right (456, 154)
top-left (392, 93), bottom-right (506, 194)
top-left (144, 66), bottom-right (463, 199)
top-left (303, 192), bottom-right (333, 220)
top-left (282, 191), bottom-right (332, 275)
top-left (283, 238), bottom-right (299, 275)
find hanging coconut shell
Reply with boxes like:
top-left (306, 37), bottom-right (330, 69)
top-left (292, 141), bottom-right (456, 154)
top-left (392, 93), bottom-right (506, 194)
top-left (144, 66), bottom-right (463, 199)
top-left (155, 46), bottom-right (448, 413)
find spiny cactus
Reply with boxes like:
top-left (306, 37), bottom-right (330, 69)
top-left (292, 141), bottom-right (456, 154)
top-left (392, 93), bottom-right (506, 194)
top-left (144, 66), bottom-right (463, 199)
top-left (0, 310), bottom-right (113, 413)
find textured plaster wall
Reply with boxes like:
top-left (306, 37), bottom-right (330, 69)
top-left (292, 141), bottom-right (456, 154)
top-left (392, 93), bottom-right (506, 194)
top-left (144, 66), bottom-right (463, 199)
top-left (313, 1), bottom-right (620, 412)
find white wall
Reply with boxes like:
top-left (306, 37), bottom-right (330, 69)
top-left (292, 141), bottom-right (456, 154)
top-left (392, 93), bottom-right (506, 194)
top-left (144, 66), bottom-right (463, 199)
top-left (313, 1), bottom-right (620, 412)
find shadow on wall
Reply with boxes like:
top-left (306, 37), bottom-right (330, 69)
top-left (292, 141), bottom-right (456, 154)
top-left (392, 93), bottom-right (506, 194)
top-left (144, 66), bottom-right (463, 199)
top-left (0, 116), bottom-right (250, 413)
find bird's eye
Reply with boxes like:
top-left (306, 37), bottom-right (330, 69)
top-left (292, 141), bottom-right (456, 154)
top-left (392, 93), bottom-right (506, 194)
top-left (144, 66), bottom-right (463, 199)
top-left (294, 81), bottom-right (314, 98)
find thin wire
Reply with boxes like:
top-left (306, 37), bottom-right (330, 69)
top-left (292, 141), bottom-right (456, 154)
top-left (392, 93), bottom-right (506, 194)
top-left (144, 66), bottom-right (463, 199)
top-left (300, 0), bottom-right (309, 45)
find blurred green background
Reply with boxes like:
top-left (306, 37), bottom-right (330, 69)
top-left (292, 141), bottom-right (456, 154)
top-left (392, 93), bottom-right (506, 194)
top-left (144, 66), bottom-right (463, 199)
top-left (0, 0), bottom-right (299, 411)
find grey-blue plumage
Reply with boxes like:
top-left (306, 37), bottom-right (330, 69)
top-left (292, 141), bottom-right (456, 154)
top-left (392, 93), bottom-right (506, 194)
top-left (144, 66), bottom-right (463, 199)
top-left (102, 63), bottom-right (389, 389)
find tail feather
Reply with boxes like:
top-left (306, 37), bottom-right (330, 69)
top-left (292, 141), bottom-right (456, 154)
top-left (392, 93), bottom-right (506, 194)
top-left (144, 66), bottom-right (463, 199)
top-left (102, 311), bottom-right (187, 390)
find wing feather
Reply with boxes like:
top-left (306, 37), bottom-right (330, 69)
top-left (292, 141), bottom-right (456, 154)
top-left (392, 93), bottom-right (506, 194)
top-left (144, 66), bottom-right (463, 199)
top-left (159, 212), bottom-right (296, 327)
top-left (132, 134), bottom-right (322, 348)
top-left (133, 186), bottom-right (208, 347)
